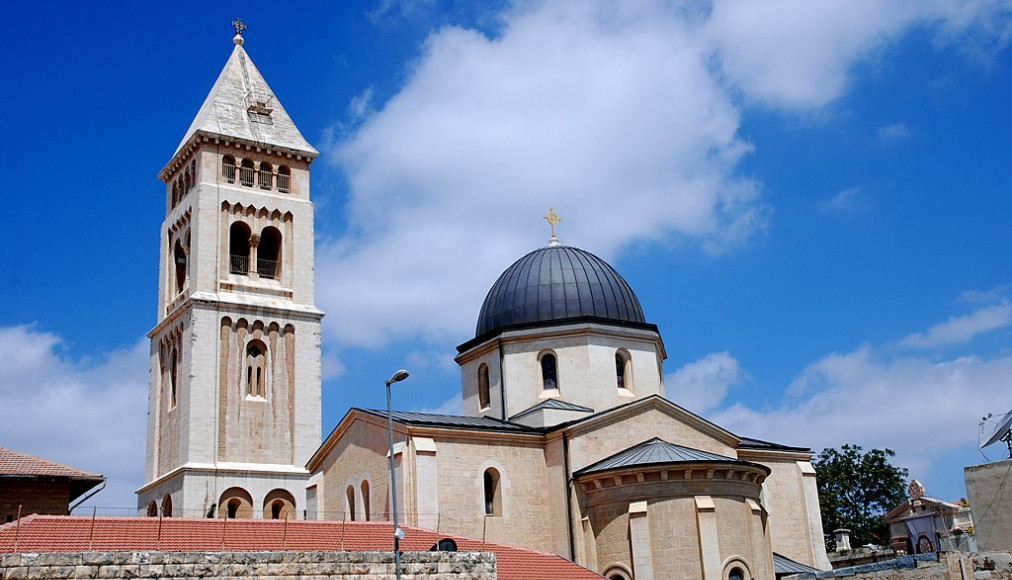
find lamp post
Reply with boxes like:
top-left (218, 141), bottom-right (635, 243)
top-left (385, 369), bottom-right (409, 580)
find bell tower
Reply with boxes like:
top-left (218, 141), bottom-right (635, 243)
top-left (138, 23), bottom-right (323, 519)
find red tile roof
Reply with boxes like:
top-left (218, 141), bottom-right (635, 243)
top-left (0, 516), bottom-right (603, 580)
top-left (0, 447), bottom-right (103, 479)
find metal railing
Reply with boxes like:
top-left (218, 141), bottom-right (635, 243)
top-left (257, 259), bottom-right (278, 279)
top-left (230, 255), bottom-right (249, 275)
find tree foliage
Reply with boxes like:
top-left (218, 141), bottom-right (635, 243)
top-left (813, 444), bottom-right (909, 550)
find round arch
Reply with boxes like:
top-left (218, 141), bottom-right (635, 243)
top-left (263, 488), bottom-right (296, 520)
top-left (218, 487), bottom-right (254, 519)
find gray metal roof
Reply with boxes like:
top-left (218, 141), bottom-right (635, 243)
top-left (773, 552), bottom-right (820, 575)
top-left (738, 436), bottom-right (811, 453)
top-left (172, 40), bottom-right (318, 159)
top-left (574, 437), bottom-right (749, 477)
top-left (474, 245), bottom-right (646, 338)
top-left (510, 398), bottom-right (594, 421)
top-left (360, 409), bottom-right (540, 433)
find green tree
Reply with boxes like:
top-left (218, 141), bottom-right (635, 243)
top-left (813, 444), bottom-right (909, 550)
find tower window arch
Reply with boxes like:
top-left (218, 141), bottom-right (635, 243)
top-left (146, 501), bottom-right (158, 517)
top-left (173, 238), bottom-right (187, 294)
top-left (222, 155), bottom-right (236, 184)
top-left (539, 352), bottom-right (558, 391)
top-left (346, 485), bottom-right (356, 521)
top-left (263, 489), bottom-right (295, 520)
top-left (229, 222), bottom-right (252, 275)
top-left (258, 226), bottom-right (282, 280)
top-left (478, 363), bottom-right (490, 410)
top-left (161, 494), bottom-right (173, 517)
top-left (616, 349), bottom-right (632, 392)
top-left (169, 346), bottom-right (178, 408)
top-left (277, 166), bottom-right (291, 193)
top-left (483, 468), bottom-right (501, 516)
top-left (245, 340), bottom-right (267, 398)
top-left (239, 159), bottom-right (255, 187)
top-left (258, 162), bottom-right (273, 190)
top-left (218, 487), bottom-right (253, 519)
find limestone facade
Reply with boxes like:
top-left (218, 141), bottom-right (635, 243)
top-left (138, 34), bottom-right (323, 520)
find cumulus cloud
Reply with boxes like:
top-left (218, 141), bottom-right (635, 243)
top-left (878, 123), bottom-right (912, 141)
top-left (318, 0), bottom-right (1012, 349)
top-left (666, 351), bottom-right (743, 414)
top-left (901, 301), bottom-right (1012, 348)
top-left (0, 325), bottom-right (148, 513)
top-left (710, 345), bottom-right (1012, 485)
top-left (818, 187), bottom-right (866, 213)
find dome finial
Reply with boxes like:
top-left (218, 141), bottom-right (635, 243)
top-left (543, 208), bottom-right (562, 247)
top-left (232, 18), bottom-right (247, 46)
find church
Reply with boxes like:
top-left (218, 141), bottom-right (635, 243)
top-left (138, 26), bottom-right (830, 580)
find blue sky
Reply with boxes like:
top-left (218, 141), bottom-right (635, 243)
top-left (2, 1), bottom-right (1010, 513)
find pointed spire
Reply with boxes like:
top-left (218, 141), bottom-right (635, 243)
top-left (169, 22), bottom-right (318, 160)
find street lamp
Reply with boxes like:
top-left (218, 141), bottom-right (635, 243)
top-left (385, 369), bottom-right (409, 580)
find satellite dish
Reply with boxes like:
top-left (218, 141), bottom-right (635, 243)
top-left (980, 409), bottom-right (1012, 450)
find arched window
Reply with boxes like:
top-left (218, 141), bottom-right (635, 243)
top-left (147, 501), bottom-right (158, 517)
top-left (478, 363), bottom-right (490, 410)
top-left (263, 489), bottom-right (296, 520)
top-left (161, 494), bottom-right (173, 517)
top-left (172, 181), bottom-right (180, 207)
top-left (276, 166), bottom-right (291, 193)
top-left (258, 162), bottom-right (273, 190)
top-left (361, 480), bottom-right (371, 521)
top-left (245, 340), bottom-right (267, 397)
top-left (616, 350), bottom-right (632, 392)
top-left (727, 567), bottom-right (745, 580)
top-left (222, 155), bottom-right (236, 184)
top-left (229, 222), bottom-right (251, 275)
top-left (169, 347), bottom-right (178, 408)
top-left (189, 160), bottom-right (196, 189)
top-left (184, 168), bottom-right (192, 192)
top-left (483, 468), bottom-right (501, 516)
top-left (258, 227), bottom-right (282, 280)
top-left (723, 559), bottom-right (752, 580)
top-left (218, 487), bottom-right (253, 519)
top-left (173, 239), bottom-right (187, 294)
top-left (239, 159), bottom-right (255, 187)
top-left (540, 352), bottom-right (558, 391)
top-left (346, 485), bottom-right (356, 521)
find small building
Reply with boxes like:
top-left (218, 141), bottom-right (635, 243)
top-left (883, 479), bottom-right (975, 554)
top-left (965, 459), bottom-right (1012, 550)
top-left (0, 447), bottom-right (105, 522)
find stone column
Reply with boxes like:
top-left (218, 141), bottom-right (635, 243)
top-left (695, 495), bottom-right (720, 579)
top-left (628, 500), bottom-right (654, 580)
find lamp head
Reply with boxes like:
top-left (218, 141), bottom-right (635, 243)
top-left (386, 369), bottom-right (410, 386)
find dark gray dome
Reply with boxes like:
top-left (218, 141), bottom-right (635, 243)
top-left (475, 245), bottom-right (646, 337)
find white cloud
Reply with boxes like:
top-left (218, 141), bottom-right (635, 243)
top-left (411, 393), bottom-right (463, 415)
top-left (818, 187), bottom-right (866, 213)
top-left (709, 345), bottom-right (1012, 490)
top-left (878, 123), bottom-right (912, 141)
top-left (902, 302), bottom-right (1012, 348)
top-left (666, 351), bottom-right (743, 414)
top-left (318, 0), bottom-right (1012, 349)
top-left (0, 325), bottom-right (148, 514)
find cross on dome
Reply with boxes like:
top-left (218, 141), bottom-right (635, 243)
top-left (543, 208), bottom-right (562, 247)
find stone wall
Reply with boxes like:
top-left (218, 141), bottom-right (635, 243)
top-left (0, 551), bottom-right (496, 580)
top-left (966, 459), bottom-right (1012, 551)
top-left (791, 551), bottom-right (1012, 579)
top-left (0, 480), bottom-right (70, 522)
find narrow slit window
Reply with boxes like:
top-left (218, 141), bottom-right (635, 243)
top-left (222, 156), bottom-right (236, 184)
top-left (540, 353), bottom-right (557, 390)
top-left (478, 363), bottom-right (490, 410)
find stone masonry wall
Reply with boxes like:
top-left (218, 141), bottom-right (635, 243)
top-left (793, 551), bottom-right (1012, 579)
top-left (0, 551), bottom-right (496, 580)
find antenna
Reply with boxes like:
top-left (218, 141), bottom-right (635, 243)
top-left (980, 409), bottom-right (1012, 458)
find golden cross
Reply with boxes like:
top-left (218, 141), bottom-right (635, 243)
top-left (232, 18), bottom-right (247, 36)
top-left (543, 208), bottom-right (561, 241)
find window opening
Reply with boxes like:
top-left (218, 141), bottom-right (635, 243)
top-left (169, 347), bottom-right (178, 408)
top-left (277, 166), bottom-right (291, 193)
top-left (258, 227), bottom-right (282, 280)
top-left (478, 363), bottom-right (491, 410)
top-left (229, 222), bottom-right (251, 275)
top-left (728, 567), bottom-right (745, 580)
top-left (239, 159), bottom-right (255, 187)
top-left (173, 239), bottom-right (187, 294)
top-left (147, 501), bottom-right (158, 517)
top-left (271, 501), bottom-right (283, 519)
top-left (483, 468), bottom-right (501, 516)
top-left (245, 341), bottom-right (266, 397)
top-left (227, 500), bottom-right (239, 519)
top-left (346, 485), bottom-right (356, 521)
top-left (258, 162), bottom-right (273, 190)
top-left (162, 494), bottom-right (173, 517)
top-left (361, 480), bottom-right (371, 521)
top-left (222, 156), bottom-right (236, 184)
top-left (540, 353), bottom-right (558, 390)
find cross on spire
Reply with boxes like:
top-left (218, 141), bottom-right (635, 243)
top-left (543, 208), bottom-right (562, 246)
top-left (232, 18), bottom-right (247, 37)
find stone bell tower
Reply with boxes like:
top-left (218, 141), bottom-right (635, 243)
top-left (137, 22), bottom-right (323, 519)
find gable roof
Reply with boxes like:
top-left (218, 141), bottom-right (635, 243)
top-left (170, 39), bottom-right (318, 162)
top-left (573, 437), bottom-right (765, 477)
top-left (0, 447), bottom-right (104, 501)
top-left (0, 516), bottom-right (603, 580)
top-left (359, 408), bottom-right (541, 433)
top-left (510, 398), bottom-right (595, 422)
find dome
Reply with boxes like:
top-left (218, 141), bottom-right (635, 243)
top-left (475, 245), bottom-right (646, 338)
